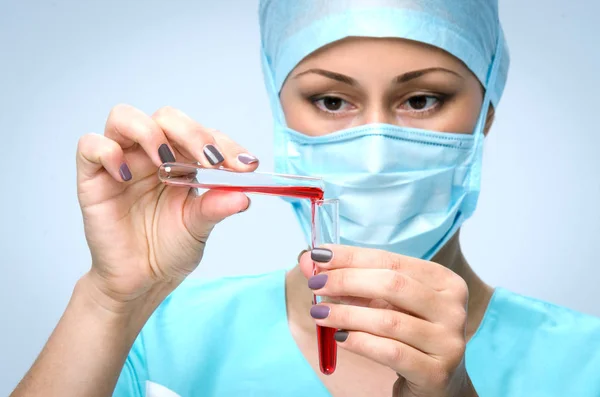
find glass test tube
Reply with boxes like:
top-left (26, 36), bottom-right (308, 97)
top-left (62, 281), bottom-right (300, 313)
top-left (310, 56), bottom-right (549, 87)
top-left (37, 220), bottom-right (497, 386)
top-left (312, 199), bottom-right (340, 375)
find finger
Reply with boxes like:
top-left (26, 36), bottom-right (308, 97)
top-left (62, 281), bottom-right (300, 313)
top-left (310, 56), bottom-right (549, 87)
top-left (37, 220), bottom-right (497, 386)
top-left (182, 189), bottom-right (250, 243)
top-left (309, 268), bottom-right (447, 321)
top-left (335, 331), bottom-right (437, 387)
top-left (105, 104), bottom-right (174, 167)
top-left (297, 249), bottom-right (309, 264)
top-left (299, 251), bottom-right (315, 278)
top-left (392, 377), bottom-right (404, 397)
top-left (152, 107), bottom-right (259, 171)
top-left (77, 133), bottom-right (132, 183)
top-left (310, 303), bottom-right (443, 354)
top-left (210, 128), bottom-right (260, 170)
top-left (302, 245), bottom-right (456, 291)
top-left (152, 106), bottom-right (222, 168)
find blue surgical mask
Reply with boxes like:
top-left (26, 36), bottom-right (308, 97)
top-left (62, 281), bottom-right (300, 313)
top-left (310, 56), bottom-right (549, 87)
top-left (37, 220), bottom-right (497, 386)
top-left (274, 120), bottom-right (484, 260)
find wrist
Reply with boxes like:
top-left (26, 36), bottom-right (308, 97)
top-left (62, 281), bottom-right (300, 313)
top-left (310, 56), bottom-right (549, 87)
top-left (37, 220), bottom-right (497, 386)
top-left (73, 272), bottom-right (176, 336)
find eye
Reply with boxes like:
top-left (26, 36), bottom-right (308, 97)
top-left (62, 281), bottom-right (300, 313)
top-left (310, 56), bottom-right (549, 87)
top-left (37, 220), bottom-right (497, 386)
top-left (401, 95), bottom-right (440, 112)
top-left (313, 96), bottom-right (352, 113)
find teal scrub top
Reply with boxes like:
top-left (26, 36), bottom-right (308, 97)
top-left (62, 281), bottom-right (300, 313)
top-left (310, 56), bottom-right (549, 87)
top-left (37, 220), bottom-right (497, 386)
top-left (114, 270), bottom-right (600, 396)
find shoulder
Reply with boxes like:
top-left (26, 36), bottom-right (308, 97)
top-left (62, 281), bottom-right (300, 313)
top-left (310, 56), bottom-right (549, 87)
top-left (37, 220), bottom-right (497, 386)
top-left (135, 269), bottom-right (288, 355)
top-left (115, 270), bottom-right (290, 396)
top-left (138, 270), bottom-right (287, 383)
top-left (147, 269), bottom-right (287, 329)
top-left (467, 288), bottom-right (600, 396)
top-left (475, 287), bottom-right (600, 336)
top-left (159, 270), bottom-right (286, 310)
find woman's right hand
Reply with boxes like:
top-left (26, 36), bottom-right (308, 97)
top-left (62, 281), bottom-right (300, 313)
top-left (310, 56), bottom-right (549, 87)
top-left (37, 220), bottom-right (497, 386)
top-left (76, 104), bottom-right (259, 311)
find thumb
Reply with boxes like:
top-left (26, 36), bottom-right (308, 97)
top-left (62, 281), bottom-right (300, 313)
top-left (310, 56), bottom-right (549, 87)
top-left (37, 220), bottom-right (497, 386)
top-left (298, 249), bottom-right (314, 279)
top-left (183, 189), bottom-right (250, 242)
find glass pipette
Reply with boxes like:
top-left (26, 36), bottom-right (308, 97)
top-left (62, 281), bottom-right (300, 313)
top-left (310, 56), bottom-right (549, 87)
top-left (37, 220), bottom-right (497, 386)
top-left (158, 162), bottom-right (324, 199)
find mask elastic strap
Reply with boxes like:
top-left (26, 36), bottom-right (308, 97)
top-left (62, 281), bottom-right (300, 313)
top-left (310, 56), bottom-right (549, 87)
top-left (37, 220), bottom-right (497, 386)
top-left (477, 29), bottom-right (503, 132)
top-left (260, 48), bottom-right (286, 124)
top-left (468, 28), bottom-right (504, 191)
top-left (261, 48), bottom-right (290, 172)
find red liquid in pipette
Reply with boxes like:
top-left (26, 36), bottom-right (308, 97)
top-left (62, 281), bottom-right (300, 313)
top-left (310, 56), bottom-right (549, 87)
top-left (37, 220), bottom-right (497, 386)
top-left (194, 183), bottom-right (337, 375)
top-left (191, 184), bottom-right (324, 200)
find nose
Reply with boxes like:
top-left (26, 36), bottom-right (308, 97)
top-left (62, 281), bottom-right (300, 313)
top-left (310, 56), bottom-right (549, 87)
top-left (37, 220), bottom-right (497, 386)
top-left (362, 106), bottom-right (400, 126)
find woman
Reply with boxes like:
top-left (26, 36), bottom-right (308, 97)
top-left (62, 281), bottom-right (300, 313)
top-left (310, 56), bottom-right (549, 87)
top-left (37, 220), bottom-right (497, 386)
top-left (11, 1), bottom-right (600, 396)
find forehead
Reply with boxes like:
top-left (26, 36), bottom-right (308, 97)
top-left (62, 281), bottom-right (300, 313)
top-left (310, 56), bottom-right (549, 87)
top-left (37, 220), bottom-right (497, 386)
top-left (292, 37), bottom-right (471, 76)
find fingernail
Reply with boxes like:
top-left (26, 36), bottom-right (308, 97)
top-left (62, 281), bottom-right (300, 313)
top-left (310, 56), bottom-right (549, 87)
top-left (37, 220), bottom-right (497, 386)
top-left (238, 198), bottom-right (251, 213)
top-left (308, 274), bottom-right (328, 290)
top-left (297, 249), bottom-right (309, 263)
top-left (310, 305), bottom-right (330, 319)
top-left (311, 248), bottom-right (333, 263)
top-left (237, 153), bottom-right (259, 165)
top-left (334, 330), bottom-right (349, 342)
top-left (203, 144), bottom-right (224, 165)
top-left (119, 163), bottom-right (132, 181)
top-left (158, 144), bottom-right (175, 163)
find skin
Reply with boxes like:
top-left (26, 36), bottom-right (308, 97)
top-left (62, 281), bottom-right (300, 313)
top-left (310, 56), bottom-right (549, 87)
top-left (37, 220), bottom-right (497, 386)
top-left (11, 38), bottom-right (494, 397)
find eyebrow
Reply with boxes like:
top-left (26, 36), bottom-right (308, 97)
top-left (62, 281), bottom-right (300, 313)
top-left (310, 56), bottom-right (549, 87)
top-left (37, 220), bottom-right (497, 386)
top-left (394, 67), bottom-right (463, 84)
top-left (293, 67), bottom-right (462, 86)
top-left (293, 68), bottom-right (358, 86)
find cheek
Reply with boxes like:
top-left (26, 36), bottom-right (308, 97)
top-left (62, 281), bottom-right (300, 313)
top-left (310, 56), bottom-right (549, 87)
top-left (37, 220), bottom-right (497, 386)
top-left (278, 83), bottom-right (316, 133)
top-left (280, 93), bottom-right (314, 133)
top-left (428, 90), bottom-right (484, 134)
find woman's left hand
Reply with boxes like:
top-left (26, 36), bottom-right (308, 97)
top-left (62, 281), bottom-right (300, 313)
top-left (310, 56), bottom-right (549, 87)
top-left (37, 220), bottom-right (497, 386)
top-left (299, 245), bottom-right (477, 397)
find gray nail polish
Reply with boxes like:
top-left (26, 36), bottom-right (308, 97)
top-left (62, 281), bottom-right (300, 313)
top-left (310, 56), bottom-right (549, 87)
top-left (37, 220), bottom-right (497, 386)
top-left (203, 144), bottom-right (225, 165)
top-left (158, 144), bottom-right (175, 163)
top-left (237, 153), bottom-right (259, 165)
top-left (310, 305), bottom-right (330, 320)
top-left (308, 274), bottom-right (328, 290)
top-left (119, 163), bottom-right (132, 181)
top-left (311, 248), bottom-right (333, 263)
top-left (334, 330), bottom-right (349, 342)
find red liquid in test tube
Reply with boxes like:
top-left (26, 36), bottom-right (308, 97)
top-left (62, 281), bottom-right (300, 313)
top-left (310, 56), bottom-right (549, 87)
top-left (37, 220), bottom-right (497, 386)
top-left (311, 197), bottom-right (338, 375)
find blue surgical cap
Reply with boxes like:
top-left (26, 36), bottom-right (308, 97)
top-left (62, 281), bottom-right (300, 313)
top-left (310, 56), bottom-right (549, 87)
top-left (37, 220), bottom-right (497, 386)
top-left (259, 0), bottom-right (510, 108)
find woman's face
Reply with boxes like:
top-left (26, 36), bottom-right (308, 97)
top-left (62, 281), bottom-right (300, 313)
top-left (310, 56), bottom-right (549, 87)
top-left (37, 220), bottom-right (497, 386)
top-left (280, 37), bottom-right (486, 136)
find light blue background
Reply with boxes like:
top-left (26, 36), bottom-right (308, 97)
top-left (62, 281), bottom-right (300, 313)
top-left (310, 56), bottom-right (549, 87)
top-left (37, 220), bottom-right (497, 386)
top-left (0, 0), bottom-right (598, 394)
